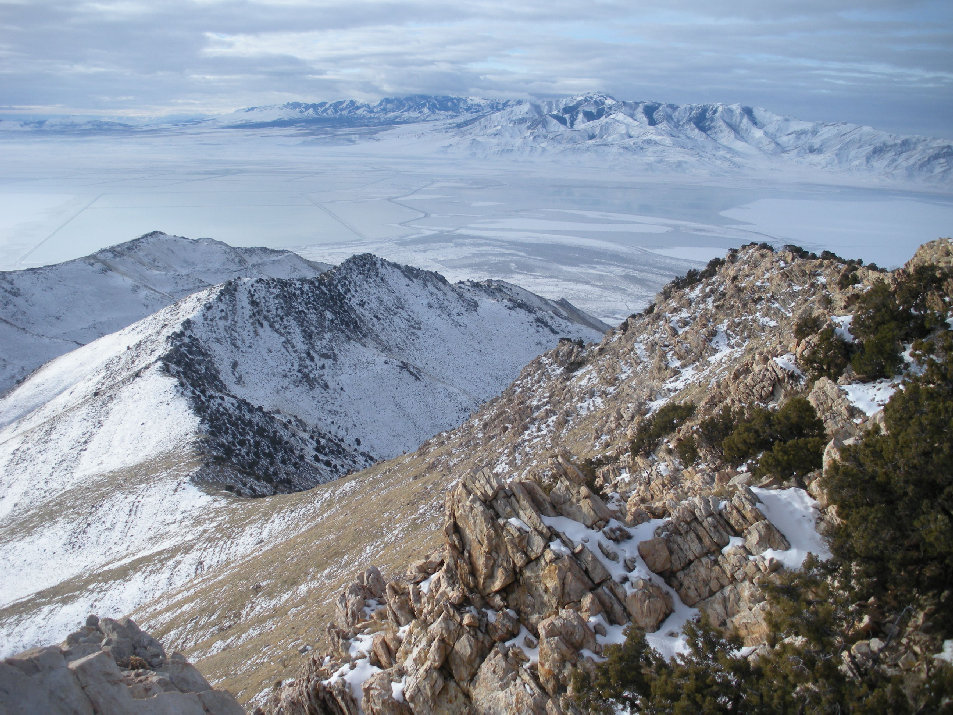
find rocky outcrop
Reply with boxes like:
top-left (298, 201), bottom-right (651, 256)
top-left (262, 460), bottom-right (821, 714)
top-left (905, 237), bottom-right (953, 271)
top-left (0, 616), bottom-right (242, 715)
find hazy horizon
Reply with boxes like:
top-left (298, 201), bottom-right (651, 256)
top-left (2, 1), bottom-right (951, 138)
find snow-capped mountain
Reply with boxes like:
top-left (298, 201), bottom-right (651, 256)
top-left (210, 94), bottom-right (953, 183)
top-left (159, 254), bottom-right (607, 494)
top-left (0, 250), bottom-right (605, 655)
top-left (0, 232), bottom-right (329, 395)
top-left (3, 94), bottom-right (949, 185)
top-left (217, 95), bottom-right (513, 128)
top-left (448, 94), bottom-right (952, 182)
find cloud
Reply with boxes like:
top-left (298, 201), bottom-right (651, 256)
top-left (2, 0), bottom-right (950, 136)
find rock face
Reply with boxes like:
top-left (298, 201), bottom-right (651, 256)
top-left (0, 616), bottom-right (242, 714)
top-left (261, 459), bottom-right (818, 714)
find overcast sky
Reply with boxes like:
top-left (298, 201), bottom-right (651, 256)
top-left (1, 0), bottom-right (951, 137)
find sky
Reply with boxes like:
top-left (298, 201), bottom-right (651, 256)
top-left (1, 0), bottom-right (951, 138)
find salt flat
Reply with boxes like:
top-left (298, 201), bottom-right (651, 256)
top-left (1, 128), bottom-right (951, 322)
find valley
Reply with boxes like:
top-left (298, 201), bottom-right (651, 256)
top-left (1, 94), bottom-right (951, 712)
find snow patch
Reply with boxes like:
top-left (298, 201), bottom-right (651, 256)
top-left (832, 315), bottom-right (855, 342)
top-left (773, 353), bottom-right (803, 377)
top-left (751, 487), bottom-right (831, 569)
top-left (841, 379), bottom-right (899, 416)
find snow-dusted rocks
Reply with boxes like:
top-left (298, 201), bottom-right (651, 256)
top-left (0, 232), bottom-right (329, 395)
top-left (264, 464), bottom-right (826, 713)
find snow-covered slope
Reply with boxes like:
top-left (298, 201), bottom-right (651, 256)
top-left (159, 254), bottom-right (607, 494)
top-left (0, 252), bottom-right (605, 655)
top-left (0, 232), bottom-right (329, 395)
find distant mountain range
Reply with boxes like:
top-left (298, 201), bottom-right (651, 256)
top-left (2, 94), bottom-right (950, 185)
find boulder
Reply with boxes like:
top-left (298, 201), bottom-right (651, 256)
top-left (638, 537), bottom-right (671, 574)
top-left (0, 618), bottom-right (241, 715)
top-left (624, 579), bottom-right (674, 632)
top-left (470, 647), bottom-right (549, 714)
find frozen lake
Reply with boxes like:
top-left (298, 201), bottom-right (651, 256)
top-left (2, 129), bottom-right (951, 322)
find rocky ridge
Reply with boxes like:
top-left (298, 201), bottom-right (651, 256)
top-left (0, 615), bottom-right (242, 714)
top-left (265, 468), bottom-right (809, 714)
top-left (258, 240), bottom-right (953, 712)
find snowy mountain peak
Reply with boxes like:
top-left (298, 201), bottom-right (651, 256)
top-left (451, 96), bottom-right (951, 183)
top-left (0, 232), bottom-right (329, 395)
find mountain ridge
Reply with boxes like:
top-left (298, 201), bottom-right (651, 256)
top-left (3, 94), bottom-right (949, 185)
top-left (2, 239), bottom-right (951, 711)
top-left (0, 246), bottom-right (605, 658)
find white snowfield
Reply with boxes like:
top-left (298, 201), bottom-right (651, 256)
top-left (0, 232), bottom-right (329, 395)
top-left (0, 246), bottom-right (605, 657)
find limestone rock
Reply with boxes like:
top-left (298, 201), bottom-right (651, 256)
top-left (362, 670), bottom-right (412, 715)
top-left (638, 537), bottom-right (671, 574)
top-left (807, 377), bottom-right (862, 437)
top-left (624, 579), bottom-right (673, 631)
top-left (470, 647), bottom-right (549, 714)
top-left (744, 520), bottom-right (790, 555)
top-left (0, 618), bottom-right (240, 715)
